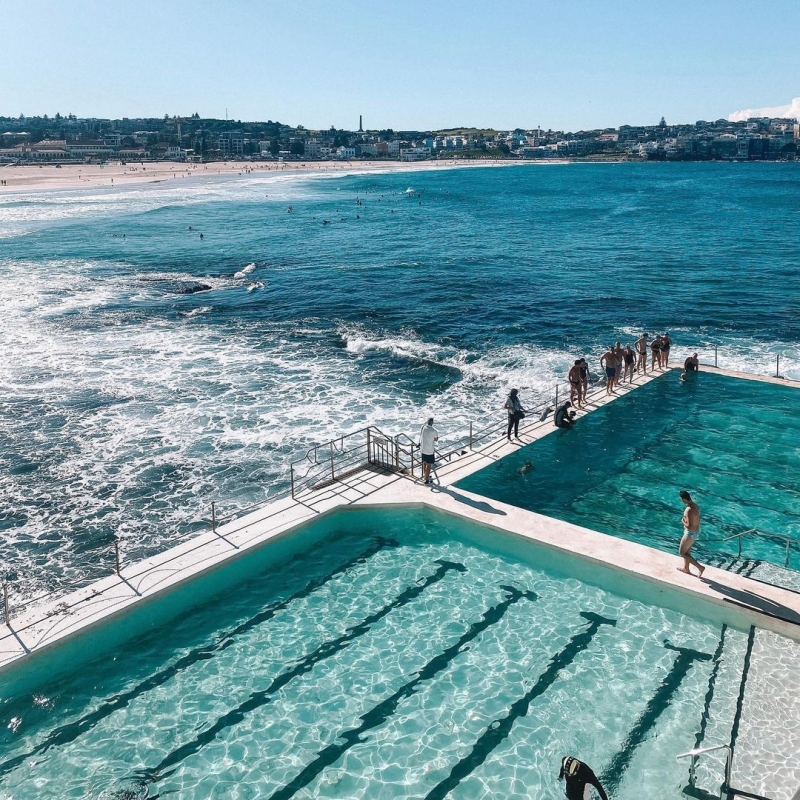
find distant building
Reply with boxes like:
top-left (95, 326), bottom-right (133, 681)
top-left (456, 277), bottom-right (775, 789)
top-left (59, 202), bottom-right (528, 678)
top-left (218, 130), bottom-right (244, 157)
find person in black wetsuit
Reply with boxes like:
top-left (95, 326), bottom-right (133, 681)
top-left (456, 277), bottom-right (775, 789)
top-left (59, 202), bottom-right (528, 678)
top-left (553, 401), bottom-right (576, 429)
top-left (559, 756), bottom-right (609, 800)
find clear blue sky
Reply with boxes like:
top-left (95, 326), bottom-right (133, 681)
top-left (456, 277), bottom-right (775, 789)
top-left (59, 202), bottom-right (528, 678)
top-left (3, 0), bottom-right (797, 131)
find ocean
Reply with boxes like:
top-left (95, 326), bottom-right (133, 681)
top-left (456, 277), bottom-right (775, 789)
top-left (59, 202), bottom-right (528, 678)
top-left (1, 161), bottom-right (799, 597)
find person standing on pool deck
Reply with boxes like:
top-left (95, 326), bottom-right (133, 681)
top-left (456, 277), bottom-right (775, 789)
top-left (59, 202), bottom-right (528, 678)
top-left (622, 344), bottom-right (636, 383)
top-left (504, 388), bottom-right (526, 440)
top-left (661, 332), bottom-right (672, 368)
top-left (568, 360), bottom-right (584, 408)
top-left (419, 417), bottom-right (438, 485)
top-left (635, 333), bottom-right (649, 375)
top-left (613, 341), bottom-right (624, 387)
top-left (600, 346), bottom-right (617, 395)
top-left (559, 756), bottom-right (608, 800)
top-left (650, 334), bottom-right (663, 371)
top-left (678, 490), bottom-right (704, 577)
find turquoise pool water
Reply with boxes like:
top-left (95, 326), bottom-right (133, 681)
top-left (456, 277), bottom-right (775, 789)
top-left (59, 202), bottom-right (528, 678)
top-left (0, 507), bottom-right (760, 799)
top-left (457, 372), bottom-right (800, 574)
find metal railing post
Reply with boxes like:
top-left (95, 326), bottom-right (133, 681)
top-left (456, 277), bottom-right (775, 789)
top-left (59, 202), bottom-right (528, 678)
top-left (776, 354), bottom-right (780, 378)
top-left (714, 345), bottom-right (718, 368)
top-left (330, 448), bottom-right (335, 481)
top-left (211, 501), bottom-right (217, 534)
top-left (114, 538), bottom-right (121, 576)
top-left (786, 540), bottom-right (791, 568)
top-left (738, 536), bottom-right (742, 558)
top-left (290, 465), bottom-right (295, 499)
top-left (469, 422), bottom-right (473, 450)
top-left (555, 383), bottom-right (559, 408)
top-left (366, 428), bottom-right (371, 465)
top-left (3, 584), bottom-right (8, 627)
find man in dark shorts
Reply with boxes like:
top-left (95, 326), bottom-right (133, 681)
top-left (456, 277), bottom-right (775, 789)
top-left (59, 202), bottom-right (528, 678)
top-left (559, 756), bottom-right (608, 800)
top-left (635, 333), bottom-right (649, 374)
top-left (599, 346), bottom-right (616, 395)
top-left (568, 360), bottom-right (584, 408)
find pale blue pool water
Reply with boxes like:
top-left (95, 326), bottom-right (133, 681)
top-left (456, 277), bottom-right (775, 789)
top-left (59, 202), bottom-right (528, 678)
top-left (0, 507), bottom-right (758, 799)
top-left (457, 372), bottom-right (800, 574)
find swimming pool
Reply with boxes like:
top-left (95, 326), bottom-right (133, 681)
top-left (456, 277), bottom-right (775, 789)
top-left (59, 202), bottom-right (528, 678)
top-left (456, 371), bottom-right (800, 578)
top-left (0, 506), bottom-right (787, 800)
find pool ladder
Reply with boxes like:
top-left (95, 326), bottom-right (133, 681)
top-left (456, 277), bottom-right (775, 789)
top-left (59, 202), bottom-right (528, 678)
top-left (677, 744), bottom-right (777, 800)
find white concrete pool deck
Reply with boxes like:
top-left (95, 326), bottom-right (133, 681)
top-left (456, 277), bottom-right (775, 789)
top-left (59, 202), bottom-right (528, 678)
top-left (3, 364), bottom-right (800, 674)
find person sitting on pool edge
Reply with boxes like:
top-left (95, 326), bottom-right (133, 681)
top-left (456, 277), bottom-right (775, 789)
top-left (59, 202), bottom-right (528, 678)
top-left (553, 401), bottom-right (576, 429)
top-left (558, 756), bottom-right (608, 800)
top-left (684, 353), bottom-right (699, 372)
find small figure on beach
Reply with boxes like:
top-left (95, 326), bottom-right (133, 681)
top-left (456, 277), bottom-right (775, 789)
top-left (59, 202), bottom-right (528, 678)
top-left (636, 333), bottom-right (649, 374)
top-left (559, 756), bottom-right (608, 800)
top-left (600, 347), bottom-right (617, 395)
top-left (419, 417), bottom-right (439, 485)
top-left (504, 388), bottom-right (526, 441)
top-left (678, 490), bottom-right (704, 577)
top-left (568, 360), bottom-right (584, 409)
top-left (622, 344), bottom-right (636, 383)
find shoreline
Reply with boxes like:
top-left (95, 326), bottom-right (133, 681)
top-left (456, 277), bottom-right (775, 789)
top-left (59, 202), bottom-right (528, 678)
top-left (0, 158), bottom-right (557, 193)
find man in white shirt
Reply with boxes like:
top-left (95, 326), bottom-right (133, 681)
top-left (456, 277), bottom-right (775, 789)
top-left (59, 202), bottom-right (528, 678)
top-left (419, 417), bottom-right (439, 485)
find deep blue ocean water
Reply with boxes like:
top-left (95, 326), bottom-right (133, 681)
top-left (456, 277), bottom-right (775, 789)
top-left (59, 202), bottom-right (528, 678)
top-left (1, 162), bottom-right (799, 595)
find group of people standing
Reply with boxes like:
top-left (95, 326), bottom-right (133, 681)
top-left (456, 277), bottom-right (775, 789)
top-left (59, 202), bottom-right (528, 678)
top-left (596, 333), bottom-right (673, 397)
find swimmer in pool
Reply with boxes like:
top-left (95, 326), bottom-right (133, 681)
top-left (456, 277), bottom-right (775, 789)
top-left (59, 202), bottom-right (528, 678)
top-left (518, 460), bottom-right (533, 474)
top-left (559, 756), bottom-right (608, 800)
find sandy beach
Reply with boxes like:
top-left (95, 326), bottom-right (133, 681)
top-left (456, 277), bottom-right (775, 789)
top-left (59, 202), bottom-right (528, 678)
top-left (0, 158), bottom-right (528, 192)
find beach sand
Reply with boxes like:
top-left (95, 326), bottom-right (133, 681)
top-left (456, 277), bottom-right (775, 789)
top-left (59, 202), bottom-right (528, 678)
top-left (0, 158), bottom-right (525, 192)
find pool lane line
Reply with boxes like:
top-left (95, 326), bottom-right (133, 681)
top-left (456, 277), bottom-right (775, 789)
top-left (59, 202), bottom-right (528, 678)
top-left (728, 625), bottom-right (755, 757)
top-left (422, 611), bottom-right (617, 800)
top-left (688, 625), bottom-right (728, 787)
top-left (599, 640), bottom-right (713, 796)
top-left (266, 585), bottom-right (539, 800)
top-left (143, 559), bottom-right (468, 783)
top-left (0, 536), bottom-right (397, 783)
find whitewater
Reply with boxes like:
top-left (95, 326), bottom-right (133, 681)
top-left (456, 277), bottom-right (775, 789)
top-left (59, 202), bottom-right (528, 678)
top-left (1, 162), bottom-right (799, 598)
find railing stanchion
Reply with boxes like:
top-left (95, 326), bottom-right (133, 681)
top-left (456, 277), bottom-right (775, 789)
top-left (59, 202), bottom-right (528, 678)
top-left (469, 422), bottom-right (473, 450)
top-left (555, 383), bottom-right (558, 408)
top-left (367, 428), bottom-right (371, 465)
top-left (786, 540), bottom-right (791, 569)
top-left (114, 538), bottom-right (121, 576)
top-left (211, 501), bottom-right (217, 534)
top-left (290, 465), bottom-right (295, 499)
top-left (714, 345), bottom-right (718, 368)
top-left (330, 448), bottom-right (335, 482)
top-left (3, 584), bottom-right (9, 627)
top-left (776, 354), bottom-right (780, 378)
top-left (738, 536), bottom-right (741, 558)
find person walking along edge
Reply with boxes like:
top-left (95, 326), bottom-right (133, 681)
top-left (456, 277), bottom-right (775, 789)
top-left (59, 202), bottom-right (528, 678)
top-left (678, 490), bottom-right (704, 577)
top-left (505, 388), bottom-right (526, 441)
top-left (419, 417), bottom-right (438, 485)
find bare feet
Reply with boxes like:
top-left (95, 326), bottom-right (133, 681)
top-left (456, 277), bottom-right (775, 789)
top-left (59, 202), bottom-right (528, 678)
top-left (676, 567), bottom-right (690, 575)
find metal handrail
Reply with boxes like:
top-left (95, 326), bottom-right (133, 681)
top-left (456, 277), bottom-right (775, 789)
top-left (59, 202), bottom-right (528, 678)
top-left (719, 527), bottom-right (798, 568)
top-left (677, 743), bottom-right (732, 799)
